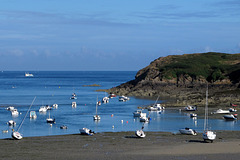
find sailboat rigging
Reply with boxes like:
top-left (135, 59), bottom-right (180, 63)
top-left (12, 97), bottom-right (36, 140)
top-left (135, 96), bottom-right (158, 138)
top-left (93, 96), bottom-right (101, 120)
top-left (46, 109), bottom-right (55, 123)
top-left (203, 84), bottom-right (216, 143)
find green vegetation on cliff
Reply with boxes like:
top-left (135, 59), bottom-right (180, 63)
top-left (151, 52), bottom-right (240, 83)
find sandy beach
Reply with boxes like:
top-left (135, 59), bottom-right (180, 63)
top-left (1, 131), bottom-right (240, 160)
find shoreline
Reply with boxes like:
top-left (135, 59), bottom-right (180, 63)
top-left (1, 131), bottom-right (240, 159)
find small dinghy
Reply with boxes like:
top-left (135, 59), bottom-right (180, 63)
top-left (213, 109), bottom-right (230, 114)
top-left (12, 129), bottom-right (23, 140)
top-left (72, 102), bottom-right (77, 108)
top-left (8, 120), bottom-right (16, 126)
top-left (6, 106), bottom-right (15, 111)
top-left (39, 106), bottom-right (47, 113)
top-left (11, 109), bottom-right (19, 116)
top-left (223, 114), bottom-right (237, 120)
top-left (139, 113), bottom-right (149, 122)
top-left (179, 128), bottom-right (197, 135)
top-left (53, 104), bottom-right (58, 109)
top-left (184, 105), bottom-right (197, 111)
top-left (46, 117), bottom-right (55, 123)
top-left (70, 96), bottom-right (77, 100)
top-left (80, 128), bottom-right (95, 136)
top-left (30, 111), bottom-right (37, 119)
top-left (2, 130), bottom-right (8, 133)
top-left (60, 125), bottom-right (68, 129)
top-left (135, 129), bottom-right (146, 138)
top-left (229, 108), bottom-right (237, 112)
top-left (119, 95), bottom-right (130, 102)
top-left (190, 113), bottom-right (197, 118)
top-left (133, 110), bottom-right (143, 117)
top-left (102, 96), bottom-right (109, 103)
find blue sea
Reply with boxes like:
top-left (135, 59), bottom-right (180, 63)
top-left (0, 71), bottom-right (239, 139)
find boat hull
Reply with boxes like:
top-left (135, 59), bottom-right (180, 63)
top-left (60, 125), bottom-right (68, 129)
top-left (223, 114), bottom-right (237, 120)
top-left (12, 131), bottom-right (23, 140)
top-left (203, 131), bottom-right (216, 142)
top-left (214, 109), bottom-right (230, 114)
top-left (46, 118), bottom-right (55, 123)
top-left (135, 130), bottom-right (146, 138)
top-left (179, 128), bottom-right (197, 135)
top-left (133, 110), bottom-right (143, 117)
top-left (80, 128), bottom-right (94, 135)
top-left (93, 115), bottom-right (101, 120)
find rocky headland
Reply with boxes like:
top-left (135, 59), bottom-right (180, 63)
top-left (101, 52), bottom-right (240, 107)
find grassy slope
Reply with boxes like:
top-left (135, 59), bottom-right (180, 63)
top-left (156, 52), bottom-right (240, 82)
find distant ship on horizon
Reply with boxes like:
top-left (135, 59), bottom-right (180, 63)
top-left (25, 72), bottom-right (34, 77)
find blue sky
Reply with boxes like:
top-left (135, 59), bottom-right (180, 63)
top-left (0, 0), bottom-right (239, 71)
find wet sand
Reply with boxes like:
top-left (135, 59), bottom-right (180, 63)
top-left (1, 131), bottom-right (240, 160)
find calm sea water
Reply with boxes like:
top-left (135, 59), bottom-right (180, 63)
top-left (0, 71), bottom-right (239, 139)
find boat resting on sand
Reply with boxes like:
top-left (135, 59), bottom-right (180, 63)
top-left (80, 128), bottom-right (95, 136)
top-left (203, 84), bottom-right (216, 143)
top-left (179, 128), bottom-right (197, 135)
top-left (135, 129), bottom-right (146, 138)
top-left (12, 129), bottom-right (23, 140)
top-left (12, 97), bottom-right (36, 140)
top-left (213, 109), bottom-right (230, 114)
top-left (203, 130), bottom-right (216, 143)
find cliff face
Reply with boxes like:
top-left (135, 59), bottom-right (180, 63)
top-left (107, 52), bottom-right (240, 106)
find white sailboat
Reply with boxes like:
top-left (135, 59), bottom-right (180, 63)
top-left (72, 102), bottom-right (77, 108)
top-left (25, 72), bottom-right (34, 77)
top-left (136, 110), bottom-right (151, 138)
top-left (93, 96), bottom-right (101, 121)
top-left (29, 111), bottom-right (37, 119)
top-left (12, 97), bottom-right (36, 140)
top-left (203, 84), bottom-right (216, 143)
top-left (46, 110), bottom-right (55, 123)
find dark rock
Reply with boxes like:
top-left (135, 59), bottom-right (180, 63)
top-left (104, 52), bottom-right (240, 106)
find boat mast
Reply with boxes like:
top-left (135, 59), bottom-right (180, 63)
top-left (96, 96), bottom-right (98, 116)
top-left (204, 84), bottom-right (208, 132)
top-left (17, 97), bottom-right (36, 132)
top-left (153, 95), bottom-right (160, 107)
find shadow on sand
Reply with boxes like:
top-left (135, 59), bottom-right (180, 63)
top-left (188, 139), bottom-right (212, 143)
top-left (3, 138), bottom-right (15, 141)
top-left (124, 135), bottom-right (140, 139)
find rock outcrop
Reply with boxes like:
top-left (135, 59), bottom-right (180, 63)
top-left (104, 52), bottom-right (240, 106)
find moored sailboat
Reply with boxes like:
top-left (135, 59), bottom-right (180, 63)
top-left (93, 96), bottom-right (101, 120)
top-left (46, 110), bottom-right (55, 123)
top-left (12, 97), bottom-right (36, 140)
top-left (136, 110), bottom-right (151, 138)
top-left (203, 84), bottom-right (216, 143)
